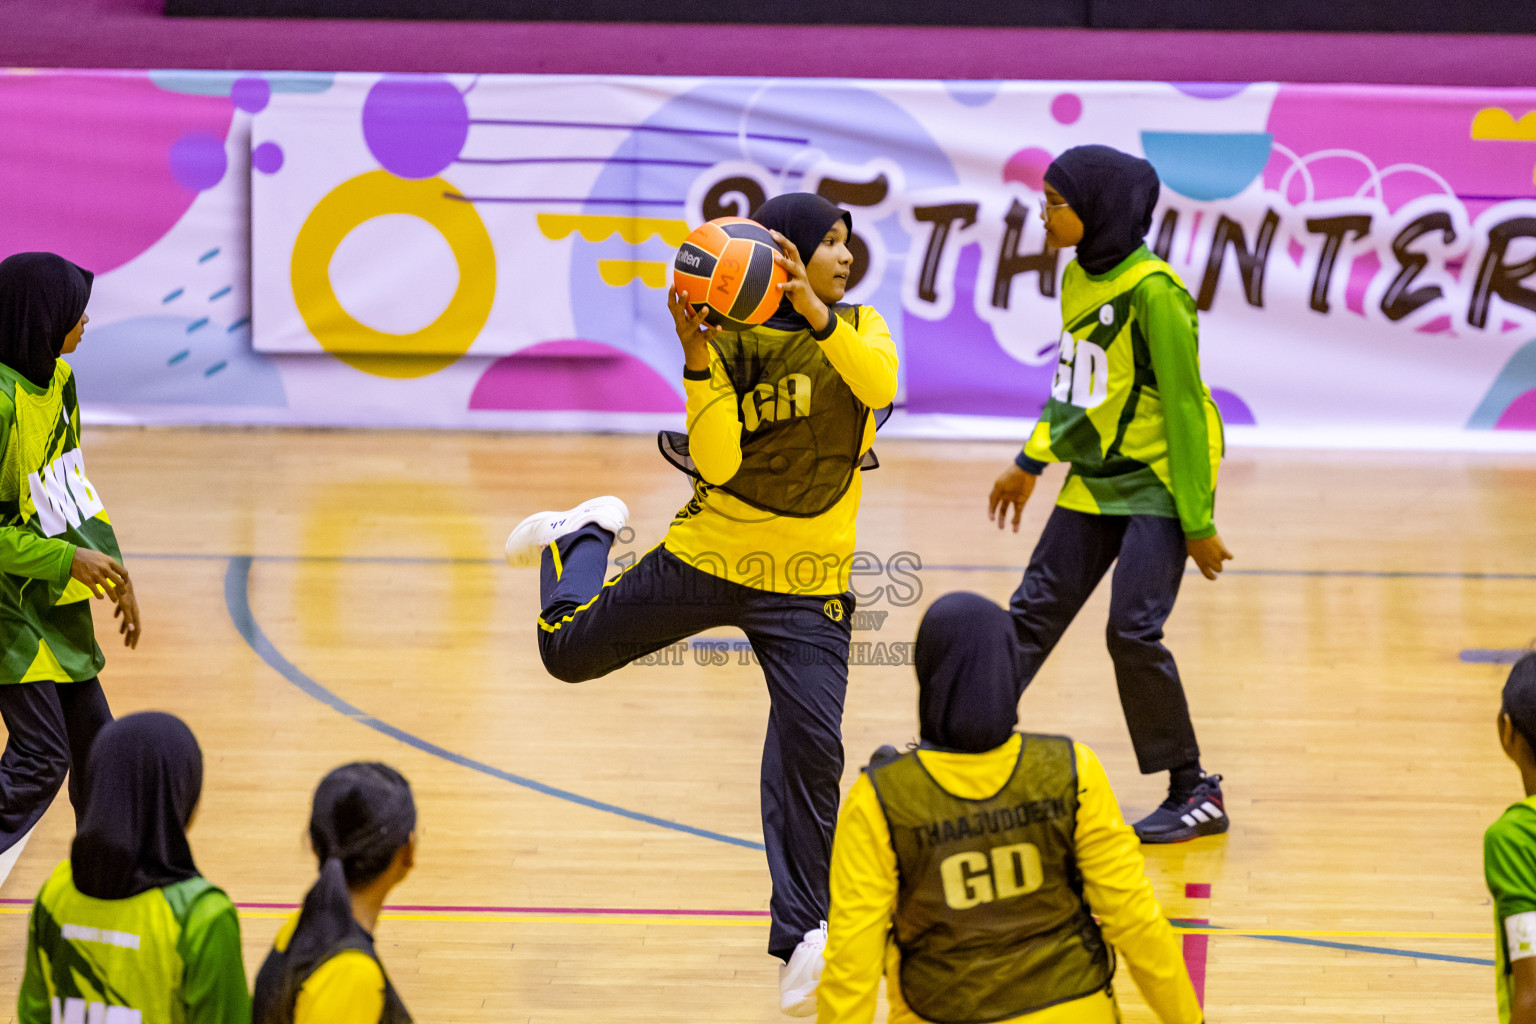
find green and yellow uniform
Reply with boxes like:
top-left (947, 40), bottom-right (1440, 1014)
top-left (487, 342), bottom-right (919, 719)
top-left (18, 859), bottom-right (250, 1024)
top-left (1487, 796), bottom-right (1536, 1023)
top-left (819, 736), bottom-right (1201, 1024)
top-left (1017, 247), bottom-right (1223, 540)
top-left (665, 305), bottom-right (898, 594)
top-left (0, 359), bottom-right (121, 684)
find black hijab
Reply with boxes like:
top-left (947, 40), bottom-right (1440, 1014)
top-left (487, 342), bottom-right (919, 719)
top-left (751, 193), bottom-right (852, 331)
top-left (915, 592), bottom-right (1022, 754)
top-left (1044, 145), bottom-right (1161, 276)
top-left (0, 252), bottom-right (93, 388)
top-left (71, 712), bottom-right (203, 901)
top-left (286, 763), bottom-right (415, 969)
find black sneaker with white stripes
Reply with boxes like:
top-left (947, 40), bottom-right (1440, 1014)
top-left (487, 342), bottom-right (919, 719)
top-left (1132, 774), bottom-right (1229, 844)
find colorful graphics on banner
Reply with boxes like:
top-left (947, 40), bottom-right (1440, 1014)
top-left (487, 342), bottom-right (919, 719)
top-left (4, 69), bottom-right (1536, 440)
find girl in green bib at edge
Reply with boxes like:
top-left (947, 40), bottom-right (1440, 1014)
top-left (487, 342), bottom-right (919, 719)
top-left (253, 763), bottom-right (416, 1024)
top-left (0, 252), bottom-right (142, 863)
top-left (18, 712), bottom-right (251, 1023)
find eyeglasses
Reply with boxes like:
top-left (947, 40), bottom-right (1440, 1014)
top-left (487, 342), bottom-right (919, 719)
top-left (1039, 197), bottom-right (1070, 215)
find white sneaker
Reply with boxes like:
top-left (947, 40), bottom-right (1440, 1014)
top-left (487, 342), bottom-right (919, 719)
top-left (503, 496), bottom-right (629, 568)
top-left (778, 921), bottom-right (827, 1017)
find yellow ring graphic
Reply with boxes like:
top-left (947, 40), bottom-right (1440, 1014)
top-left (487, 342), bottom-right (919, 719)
top-left (290, 170), bottom-right (496, 379)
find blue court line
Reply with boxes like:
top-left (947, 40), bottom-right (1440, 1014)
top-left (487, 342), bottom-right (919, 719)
top-left (128, 551), bottom-right (1536, 581)
top-left (1246, 933), bottom-right (1491, 966)
top-left (222, 556), bottom-right (765, 852)
top-left (1167, 919), bottom-right (1492, 966)
top-left (220, 552), bottom-right (1492, 966)
top-left (923, 565), bottom-right (1536, 581)
top-left (1462, 649), bottom-right (1533, 664)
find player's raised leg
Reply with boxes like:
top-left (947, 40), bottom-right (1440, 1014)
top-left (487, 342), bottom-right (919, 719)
top-left (506, 496), bottom-right (736, 683)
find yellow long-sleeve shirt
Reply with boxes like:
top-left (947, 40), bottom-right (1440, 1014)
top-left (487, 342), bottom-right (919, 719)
top-left (819, 736), bottom-right (1202, 1024)
top-left (662, 307), bottom-right (898, 596)
top-left (266, 912), bottom-right (390, 1024)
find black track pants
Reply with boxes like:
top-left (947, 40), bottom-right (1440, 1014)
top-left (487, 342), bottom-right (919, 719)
top-left (537, 525), bottom-right (854, 960)
top-left (1009, 507), bottom-right (1200, 774)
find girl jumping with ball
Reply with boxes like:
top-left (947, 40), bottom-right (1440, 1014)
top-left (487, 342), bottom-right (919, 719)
top-left (504, 193), bottom-right (897, 1015)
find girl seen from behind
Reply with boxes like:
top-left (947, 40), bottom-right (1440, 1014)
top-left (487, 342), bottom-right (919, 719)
top-left (254, 762), bottom-right (416, 1024)
top-left (18, 711), bottom-right (250, 1023)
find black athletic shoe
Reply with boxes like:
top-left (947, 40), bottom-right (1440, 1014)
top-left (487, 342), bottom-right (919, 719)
top-left (1133, 774), bottom-right (1229, 844)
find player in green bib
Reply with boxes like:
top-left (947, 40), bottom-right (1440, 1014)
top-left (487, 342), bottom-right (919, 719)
top-left (1488, 653), bottom-right (1536, 1024)
top-left (18, 712), bottom-right (250, 1023)
top-left (0, 253), bottom-right (142, 858)
top-left (987, 147), bottom-right (1232, 844)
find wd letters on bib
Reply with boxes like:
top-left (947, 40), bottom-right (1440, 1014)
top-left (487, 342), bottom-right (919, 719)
top-left (0, 359), bottom-right (121, 682)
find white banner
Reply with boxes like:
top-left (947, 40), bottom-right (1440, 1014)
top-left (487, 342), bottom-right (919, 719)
top-left (7, 69), bottom-right (1536, 444)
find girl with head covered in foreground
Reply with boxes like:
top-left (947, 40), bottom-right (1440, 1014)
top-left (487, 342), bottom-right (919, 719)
top-left (817, 592), bottom-right (1202, 1024)
top-left (18, 712), bottom-right (250, 1023)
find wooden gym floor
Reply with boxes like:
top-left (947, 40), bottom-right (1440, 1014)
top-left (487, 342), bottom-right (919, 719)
top-left (0, 427), bottom-right (1532, 1022)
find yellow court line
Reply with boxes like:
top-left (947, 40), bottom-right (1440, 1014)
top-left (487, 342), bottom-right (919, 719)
top-left (0, 906), bottom-right (1494, 940)
top-left (247, 911), bottom-right (769, 927)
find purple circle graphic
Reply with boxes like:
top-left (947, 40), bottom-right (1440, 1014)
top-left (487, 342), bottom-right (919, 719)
top-left (1172, 82), bottom-right (1250, 100)
top-left (169, 132), bottom-right (228, 191)
top-left (362, 76), bottom-right (469, 180)
top-left (1050, 93), bottom-right (1082, 125)
top-left (1210, 388), bottom-right (1256, 426)
top-left (231, 76), bottom-right (271, 113)
top-left (252, 141), bottom-right (285, 174)
top-left (1003, 147), bottom-right (1054, 190)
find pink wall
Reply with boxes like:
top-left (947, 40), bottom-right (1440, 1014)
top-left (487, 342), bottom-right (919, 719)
top-left (1, 0), bottom-right (1534, 86)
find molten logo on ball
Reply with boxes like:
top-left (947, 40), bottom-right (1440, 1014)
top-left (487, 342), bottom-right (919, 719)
top-left (673, 217), bottom-right (789, 330)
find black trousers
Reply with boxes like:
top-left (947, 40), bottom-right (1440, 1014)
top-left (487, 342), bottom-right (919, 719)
top-left (0, 677), bottom-right (112, 853)
top-left (538, 525), bottom-right (855, 960)
top-left (1010, 507), bottom-right (1200, 775)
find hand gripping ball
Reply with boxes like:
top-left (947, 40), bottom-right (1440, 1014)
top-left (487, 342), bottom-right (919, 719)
top-left (673, 217), bottom-right (789, 329)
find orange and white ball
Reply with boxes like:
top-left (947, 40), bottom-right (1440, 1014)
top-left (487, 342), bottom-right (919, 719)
top-left (673, 217), bottom-right (789, 330)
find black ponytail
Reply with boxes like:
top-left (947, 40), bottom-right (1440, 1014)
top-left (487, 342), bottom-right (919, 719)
top-left (285, 763), bottom-right (415, 971)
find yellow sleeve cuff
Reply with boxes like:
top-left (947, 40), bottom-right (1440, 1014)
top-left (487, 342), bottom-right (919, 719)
top-left (294, 950), bottom-right (386, 1024)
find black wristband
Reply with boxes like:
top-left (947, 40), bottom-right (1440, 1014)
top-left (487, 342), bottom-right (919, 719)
top-left (1014, 451), bottom-right (1047, 475)
top-left (682, 366), bottom-right (711, 381)
top-left (811, 315), bottom-right (838, 341)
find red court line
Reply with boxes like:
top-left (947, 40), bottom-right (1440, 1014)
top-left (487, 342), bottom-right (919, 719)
top-left (1, 894), bottom-right (770, 915)
top-left (240, 901), bottom-right (770, 916)
top-left (1183, 883), bottom-right (1210, 1007)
